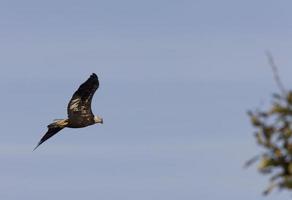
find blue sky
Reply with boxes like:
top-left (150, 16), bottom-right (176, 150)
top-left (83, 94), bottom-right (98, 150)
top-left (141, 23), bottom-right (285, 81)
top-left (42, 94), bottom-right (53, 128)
top-left (1, 0), bottom-right (292, 199)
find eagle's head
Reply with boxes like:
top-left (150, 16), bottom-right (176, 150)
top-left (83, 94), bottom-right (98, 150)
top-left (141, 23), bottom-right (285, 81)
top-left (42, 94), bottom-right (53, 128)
top-left (94, 116), bottom-right (103, 124)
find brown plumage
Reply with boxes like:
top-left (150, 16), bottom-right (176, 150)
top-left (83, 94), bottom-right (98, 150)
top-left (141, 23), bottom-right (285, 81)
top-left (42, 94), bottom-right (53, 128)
top-left (34, 73), bottom-right (103, 150)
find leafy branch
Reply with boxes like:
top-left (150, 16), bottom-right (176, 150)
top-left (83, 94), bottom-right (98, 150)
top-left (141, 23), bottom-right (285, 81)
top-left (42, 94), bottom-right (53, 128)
top-left (247, 53), bottom-right (292, 195)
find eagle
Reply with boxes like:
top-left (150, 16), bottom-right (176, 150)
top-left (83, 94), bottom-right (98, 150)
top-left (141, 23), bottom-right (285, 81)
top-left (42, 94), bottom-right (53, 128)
top-left (34, 73), bottom-right (103, 150)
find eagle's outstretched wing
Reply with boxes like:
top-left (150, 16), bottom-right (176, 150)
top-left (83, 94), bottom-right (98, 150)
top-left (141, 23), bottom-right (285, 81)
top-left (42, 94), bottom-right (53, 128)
top-left (67, 73), bottom-right (99, 120)
top-left (34, 127), bottom-right (64, 151)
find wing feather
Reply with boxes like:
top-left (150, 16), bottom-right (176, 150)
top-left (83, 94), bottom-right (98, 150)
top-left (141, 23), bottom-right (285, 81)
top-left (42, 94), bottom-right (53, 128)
top-left (67, 73), bottom-right (99, 119)
top-left (34, 127), bottom-right (64, 150)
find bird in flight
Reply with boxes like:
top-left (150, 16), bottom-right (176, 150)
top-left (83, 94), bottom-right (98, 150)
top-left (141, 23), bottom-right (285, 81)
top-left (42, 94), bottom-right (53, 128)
top-left (34, 73), bottom-right (103, 150)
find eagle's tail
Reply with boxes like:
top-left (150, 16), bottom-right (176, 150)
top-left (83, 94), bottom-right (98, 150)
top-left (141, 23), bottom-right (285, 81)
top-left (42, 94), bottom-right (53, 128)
top-left (48, 119), bottom-right (69, 129)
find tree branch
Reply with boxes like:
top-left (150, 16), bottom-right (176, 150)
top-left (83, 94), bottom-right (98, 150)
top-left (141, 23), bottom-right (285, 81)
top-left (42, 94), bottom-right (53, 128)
top-left (265, 51), bottom-right (286, 95)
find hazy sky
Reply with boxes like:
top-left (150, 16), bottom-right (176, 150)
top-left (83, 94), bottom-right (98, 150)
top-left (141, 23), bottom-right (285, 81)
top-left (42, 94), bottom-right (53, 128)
top-left (1, 1), bottom-right (292, 199)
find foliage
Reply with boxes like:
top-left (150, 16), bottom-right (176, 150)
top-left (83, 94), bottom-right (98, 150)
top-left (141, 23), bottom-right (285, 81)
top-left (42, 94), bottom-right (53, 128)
top-left (247, 91), bottom-right (292, 195)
